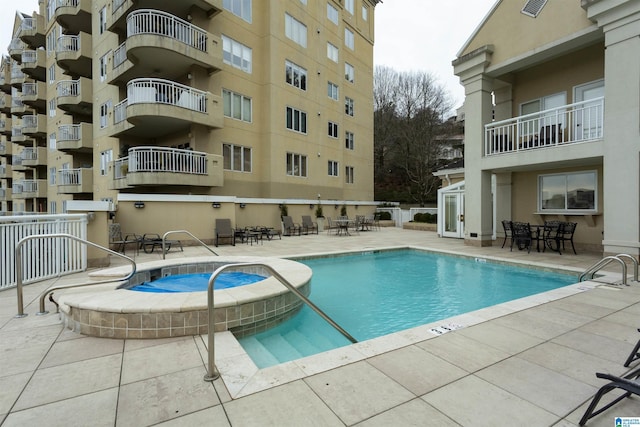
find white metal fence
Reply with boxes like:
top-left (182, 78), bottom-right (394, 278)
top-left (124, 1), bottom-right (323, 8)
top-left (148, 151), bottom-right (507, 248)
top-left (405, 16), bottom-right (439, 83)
top-left (0, 214), bottom-right (88, 289)
top-left (127, 9), bottom-right (208, 52)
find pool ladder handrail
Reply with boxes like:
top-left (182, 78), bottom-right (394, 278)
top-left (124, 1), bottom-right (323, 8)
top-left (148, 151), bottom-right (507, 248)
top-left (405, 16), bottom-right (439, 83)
top-left (14, 233), bottom-right (137, 317)
top-left (578, 253), bottom-right (638, 286)
top-left (161, 229), bottom-right (218, 259)
top-left (204, 262), bottom-right (358, 381)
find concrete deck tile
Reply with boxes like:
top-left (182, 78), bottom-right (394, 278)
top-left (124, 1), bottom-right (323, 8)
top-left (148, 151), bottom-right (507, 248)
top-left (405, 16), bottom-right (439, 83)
top-left (40, 335), bottom-right (124, 368)
top-left (1, 388), bottom-right (118, 427)
top-left (489, 309), bottom-right (578, 341)
top-left (123, 335), bottom-right (191, 352)
top-left (545, 297), bottom-right (618, 319)
top-left (415, 330), bottom-right (511, 373)
top-left (0, 343), bottom-right (52, 377)
top-left (13, 353), bottom-right (122, 411)
top-left (155, 406), bottom-right (231, 426)
top-left (233, 360), bottom-right (306, 398)
top-left (422, 375), bottom-right (558, 426)
top-left (355, 398), bottom-right (460, 426)
top-left (603, 309), bottom-right (640, 329)
top-left (0, 324), bottom-right (61, 351)
top-left (579, 318), bottom-right (640, 346)
top-left (304, 361), bottom-right (415, 425)
top-left (0, 372), bottom-right (31, 414)
top-left (476, 356), bottom-right (597, 416)
top-left (224, 380), bottom-right (342, 426)
top-left (568, 288), bottom-right (637, 310)
top-left (367, 345), bottom-right (468, 396)
top-left (552, 329), bottom-right (635, 363)
top-left (116, 366), bottom-right (220, 426)
top-left (455, 322), bottom-right (544, 355)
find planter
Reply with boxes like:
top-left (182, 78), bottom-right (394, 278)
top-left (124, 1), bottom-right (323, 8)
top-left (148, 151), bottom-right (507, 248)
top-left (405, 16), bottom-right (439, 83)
top-left (316, 217), bottom-right (325, 233)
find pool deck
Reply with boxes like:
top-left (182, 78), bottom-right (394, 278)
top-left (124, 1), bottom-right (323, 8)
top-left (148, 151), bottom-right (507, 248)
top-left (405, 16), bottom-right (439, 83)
top-left (2, 227), bottom-right (640, 426)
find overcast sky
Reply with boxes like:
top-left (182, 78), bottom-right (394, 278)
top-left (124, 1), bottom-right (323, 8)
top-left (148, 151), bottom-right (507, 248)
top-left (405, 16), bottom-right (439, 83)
top-left (0, 0), bottom-right (496, 109)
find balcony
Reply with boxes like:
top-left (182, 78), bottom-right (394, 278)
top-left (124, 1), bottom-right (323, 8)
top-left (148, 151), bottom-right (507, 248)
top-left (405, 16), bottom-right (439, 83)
top-left (10, 65), bottom-right (26, 89)
top-left (12, 179), bottom-right (48, 198)
top-left (20, 146), bottom-right (47, 167)
top-left (11, 96), bottom-right (28, 117)
top-left (11, 153), bottom-right (26, 171)
top-left (111, 78), bottom-right (221, 138)
top-left (55, 33), bottom-right (92, 78)
top-left (0, 164), bottom-right (11, 178)
top-left (8, 38), bottom-right (25, 62)
top-left (18, 14), bottom-right (45, 49)
top-left (485, 97), bottom-right (605, 157)
top-left (21, 50), bottom-right (46, 81)
top-left (0, 138), bottom-right (11, 157)
top-left (0, 95), bottom-right (9, 114)
top-left (0, 115), bottom-right (11, 136)
top-left (57, 123), bottom-right (93, 152)
top-left (22, 114), bottom-right (47, 137)
top-left (22, 82), bottom-right (46, 111)
top-left (0, 63), bottom-right (10, 92)
top-left (111, 146), bottom-right (223, 189)
top-left (0, 187), bottom-right (12, 201)
top-left (56, 78), bottom-right (93, 116)
top-left (55, 0), bottom-right (92, 34)
top-left (11, 127), bottom-right (28, 146)
top-left (110, 0), bottom-right (222, 33)
top-left (58, 168), bottom-right (93, 194)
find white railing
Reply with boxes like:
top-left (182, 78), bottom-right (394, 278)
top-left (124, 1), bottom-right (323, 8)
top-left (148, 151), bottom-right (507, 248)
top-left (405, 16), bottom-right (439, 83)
top-left (11, 66), bottom-right (25, 79)
top-left (114, 157), bottom-right (128, 179)
top-left (22, 115), bottom-right (38, 129)
top-left (56, 0), bottom-right (80, 9)
top-left (22, 82), bottom-right (37, 96)
top-left (0, 214), bottom-right (87, 289)
top-left (127, 78), bottom-right (208, 113)
top-left (113, 42), bottom-right (127, 68)
top-left (11, 97), bottom-right (24, 108)
top-left (58, 124), bottom-right (81, 141)
top-left (128, 146), bottom-right (208, 175)
top-left (12, 155), bottom-right (22, 166)
top-left (22, 50), bottom-right (37, 64)
top-left (22, 180), bottom-right (39, 193)
top-left (0, 165), bottom-right (7, 175)
top-left (56, 35), bottom-right (80, 53)
top-left (57, 79), bottom-right (79, 97)
top-left (12, 127), bottom-right (23, 138)
top-left (59, 168), bottom-right (83, 185)
top-left (113, 0), bottom-right (126, 14)
top-left (9, 38), bottom-right (24, 51)
top-left (114, 99), bottom-right (127, 124)
top-left (20, 147), bottom-right (36, 161)
top-left (11, 182), bottom-right (23, 194)
top-left (127, 9), bottom-right (208, 52)
top-left (20, 18), bottom-right (35, 32)
top-left (484, 97), bottom-right (604, 156)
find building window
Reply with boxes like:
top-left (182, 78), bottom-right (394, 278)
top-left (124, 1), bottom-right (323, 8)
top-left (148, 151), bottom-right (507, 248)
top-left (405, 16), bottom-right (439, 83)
top-left (345, 0), bottom-right (354, 14)
top-left (100, 149), bottom-right (112, 176)
top-left (327, 42), bottom-right (338, 62)
top-left (99, 7), bottom-right (107, 34)
top-left (345, 63), bottom-right (354, 83)
top-left (49, 166), bottom-right (56, 185)
top-left (49, 201), bottom-right (57, 213)
top-left (223, 0), bottom-right (252, 23)
top-left (222, 35), bottom-right (252, 73)
top-left (99, 53), bottom-right (108, 82)
top-left (345, 131), bottom-right (354, 150)
top-left (48, 132), bottom-right (56, 150)
top-left (48, 98), bottom-right (56, 117)
top-left (223, 143), bottom-right (252, 172)
top-left (328, 121), bottom-right (338, 138)
top-left (286, 106), bottom-right (307, 133)
top-left (100, 101), bottom-right (111, 128)
top-left (48, 64), bottom-right (55, 83)
top-left (328, 160), bottom-right (339, 176)
top-left (46, 29), bottom-right (56, 54)
top-left (327, 4), bottom-right (338, 24)
top-left (223, 89), bottom-right (252, 122)
top-left (538, 171), bottom-right (596, 212)
top-left (362, 5), bottom-right (368, 20)
top-left (327, 82), bottom-right (338, 100)
top-left (286, 152), bottom-right (307, 177)
top-left (345, 28), bottom-right (354, 50)
top-left (345, 97), bottom-right (354, 116)
top-left (285, 13), bottom-right (307, 48)
top-left (345, 166), bottom-right (354, 183)
top-left (285, 60), bottom-right (307, 91)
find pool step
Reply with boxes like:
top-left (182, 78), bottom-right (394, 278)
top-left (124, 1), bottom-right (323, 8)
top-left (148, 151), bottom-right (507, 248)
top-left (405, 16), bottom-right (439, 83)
top-left (238, 336), bottom-right (280, 368)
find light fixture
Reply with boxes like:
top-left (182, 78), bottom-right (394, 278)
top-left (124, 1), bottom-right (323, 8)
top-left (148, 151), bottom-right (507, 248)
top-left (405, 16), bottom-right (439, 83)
top-left (212, 202), bottom-right (221, 208)
top-left (335, 204), bottom-right (339, 209)
top-left (309, 204), bottom-right (314, 209)
top-left (239, 203), bottom-right (246, 208)
top-left (134, 201), bottom-right (145, 209)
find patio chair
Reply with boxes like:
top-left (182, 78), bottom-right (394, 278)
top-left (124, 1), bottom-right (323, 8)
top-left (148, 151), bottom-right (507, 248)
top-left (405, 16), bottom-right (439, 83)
top-left (215, 218), bottom-right (235, 246)
top-left (501, 220), bottom-right (513, 249)
top-left (624, 328), bottom-right (640, 368)
top-left (511, 221), bottom-right (532, 253)
top-left (108, 223), bottom-right (141, 255)
top-left (558, 221), bottom-right (578, 254)
top-left (541, 221), bottom-right (563, 253)
top-left (301, 215), bottom-right (318, 234)
top-left (579, 370), bottom-right (640, 425)
top-left (282, 215), bottom-right (301, 236)
top-left (325, 217), bottom-right (338, 235)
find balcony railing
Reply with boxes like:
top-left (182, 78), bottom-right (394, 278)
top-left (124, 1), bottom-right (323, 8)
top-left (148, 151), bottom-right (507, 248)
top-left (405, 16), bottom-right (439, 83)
top-left (20, 147), bottom-right (36, 161)
top-left (113, 42), bottom-right (127, 68)
top-left (9, 38), bottom-right (25, 51)
top-left (56, 80), bottom-right (79, 97)
top-left (56, 0), bottom-right (80, 9)
top-left (22, 50), bottom-right (38, 64)
top-left (59, 168), bottom-right (83, 185)
top-left (22, 115), bottom-right (39, 130)
top-left (22, 83), bottom-right (37, 97)
top-left (113, 99), bottom-right (127, 125)
top-left (127, 78), bottom-right (208, 113)
top-left (115, 146), bottom-right (208, 179)
top-left (56, 35), bottom-right (79, 53)
top-left (12, 154), bottom-right (22, 166)
top-left (11, 66), bottom-right (25, 79)
top-left (12, 127), bottom-right (23, 138)
top-left (58, 124), bottom-right (81, 141)
top-left (11, 97), bottom-right (24, 108)
top-left (127, 9), bottom-right (208, 52)
top-left (484, 97), bottom-right (604, 156)
top-left (20, 18), bottom-right (35, 32)
top-left (113, 0), bottom-right (126, 14)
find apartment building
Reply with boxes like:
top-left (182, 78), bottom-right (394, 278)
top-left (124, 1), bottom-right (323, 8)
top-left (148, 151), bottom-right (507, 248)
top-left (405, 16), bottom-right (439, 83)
top-left (451, 0), bottom-right (640, 256)
top-left (0, 0), bottom-right (378, 247)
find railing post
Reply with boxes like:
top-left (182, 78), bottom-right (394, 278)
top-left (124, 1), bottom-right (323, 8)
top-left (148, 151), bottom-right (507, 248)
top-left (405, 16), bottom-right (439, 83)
top-left (15, 244), bottom-right (26, 317)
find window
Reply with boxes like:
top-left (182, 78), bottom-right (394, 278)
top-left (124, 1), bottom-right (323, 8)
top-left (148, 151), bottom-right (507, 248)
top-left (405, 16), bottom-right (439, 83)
top-left (327, 43), bottom-right (338, 62)
top-left (48, 64), bottom-right (55, 83)
top-left (49, 201), bottom-right (57, 214)
top-left (345, 28), bottom-right (354, 50)
top-left (99, 7), bottom-right (107, 34)
top-left (285, 13), bottom-right (307, 48)
top-left (100, 101), bottom-right (111, 128)
top-left (46, 29), bottom-right (56, 54)
top-left (327, 82), bottom-right (338, 100)
top-left (286, 106), bottom-right (307, 133)
top-left (48, 133), bottom-right (56, 150)
top-left (328, 121), bottom-right (338, 138)
top-left (48, 98), bottom-right (56, 117)
top-left (100, 150), bottom-right (112, 176)
top-left (328, 160), bottom-right (339, 176)
top-left (46, 0), bottom-right (55, 21)
top-left (538, 171), bottom-right (596, 212)
top-left (345, 63), bottom-right (354, 83)
top-left (285, 60), bottom-right (307, 91)
top-left (345, 166), bottom-right (354, 183)
top-left (520, 92), bottom-right (566, 138)
top-left (362, 5), bottom-right (368, 20)
top-left (327, 4), bottom-right (338, 24)
top-left (223, 89), bottom-right (252, 122)
top-left (49, 167), bottom-right (56, 184)
top-left (345, 131), bottom-right (354, 150)
top-left (223, 0), bottom-right (252, 23)
top-left (99, 53), bottom-right (109, 82)
top-left (286, 152), bottom-right (307, 177)
top-left (345, 97), bottom-right (354, 116)
top-left (345, 0), bottom-right (354, 14)
top-left (222, 35), bottom-right (252, 73)
top-left (223, 143), bottom-right (252, 172)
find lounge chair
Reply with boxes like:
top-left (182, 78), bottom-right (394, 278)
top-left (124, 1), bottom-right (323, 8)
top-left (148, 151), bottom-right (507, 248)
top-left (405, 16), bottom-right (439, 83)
top-left (108, 223), bottom-right (141, 255)
top-left (579, 370), bottom-right (640, 425)
top-left (624, 328), bottom-right (640, 368)
top-left (501, 220), bottom-right (512, 249)
top-left (301, 215), bottom-right (318, 234)
top-left (282, 216), bottom-right (301, 236)
top-left (215, 218), bottom-right (235, 246)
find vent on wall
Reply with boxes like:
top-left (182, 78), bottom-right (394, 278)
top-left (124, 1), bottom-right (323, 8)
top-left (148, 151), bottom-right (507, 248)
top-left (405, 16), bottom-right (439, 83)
top-left (521, 0), bottom-right (548, 18)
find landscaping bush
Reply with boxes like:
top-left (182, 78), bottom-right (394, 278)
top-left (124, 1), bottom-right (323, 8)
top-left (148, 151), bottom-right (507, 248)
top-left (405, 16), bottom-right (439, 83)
top-left (413, 213), bottom-right (438, 223)
top-left (378, 211), bottom-right (392, 220)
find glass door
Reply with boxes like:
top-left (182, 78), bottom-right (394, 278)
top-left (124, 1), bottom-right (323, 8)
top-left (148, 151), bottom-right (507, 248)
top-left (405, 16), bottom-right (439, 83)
top-left (574, 80), bottom-right (604, 140)
top-left (442, 192), bottom-right (464, 238)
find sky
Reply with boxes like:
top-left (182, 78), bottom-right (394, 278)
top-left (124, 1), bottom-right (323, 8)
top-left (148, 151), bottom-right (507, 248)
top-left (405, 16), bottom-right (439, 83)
top-left (0, 0), bottom-right (497, 109)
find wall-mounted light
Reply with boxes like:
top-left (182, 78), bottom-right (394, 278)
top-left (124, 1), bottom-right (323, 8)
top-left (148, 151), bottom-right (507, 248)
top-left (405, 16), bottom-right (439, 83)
top-left (309, 204), bottom-right (314, 209)
top-left (212, 202), bottom-right (221, 208)
top-left (239, 203), bottom-right (246, 208)
top-left (134, 201), bottom-right (145, 209)
top-left (86, 211), bottom-right (95, 221)
top-left (335, 204), bottom-right (339, 209)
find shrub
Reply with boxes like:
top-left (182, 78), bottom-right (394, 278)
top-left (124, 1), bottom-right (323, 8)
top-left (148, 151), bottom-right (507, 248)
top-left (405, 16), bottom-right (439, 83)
top-left (378, 211), bottom-right (392, 220)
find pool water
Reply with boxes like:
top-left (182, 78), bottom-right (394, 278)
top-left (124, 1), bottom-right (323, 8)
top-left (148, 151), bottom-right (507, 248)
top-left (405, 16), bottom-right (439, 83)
top-left (129, 271), bottom-right (266, 293)
top-left (238, 250), bottom-right (576, 368)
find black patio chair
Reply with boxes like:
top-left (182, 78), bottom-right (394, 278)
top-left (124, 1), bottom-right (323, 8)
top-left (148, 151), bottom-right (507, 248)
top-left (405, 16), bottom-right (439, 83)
top-left (624, 328), bottom-right (640, 368)
top-left (558, 221), bottom-right (578, 254)
top-left (501, 220), bottom-right (513, 249)
top-left (579, 370), bottom-right (640, 425)
top-left (511, 221), bottom-right (532, 253)
top-left (541, 221), bottom-right (563, 253)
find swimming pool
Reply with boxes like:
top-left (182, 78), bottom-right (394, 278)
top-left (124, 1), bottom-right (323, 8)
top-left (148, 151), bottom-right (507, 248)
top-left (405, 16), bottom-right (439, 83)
top-left (129, 271), bottom-right (267, 293)
top-left (238, 249), bottom-right (577, 368)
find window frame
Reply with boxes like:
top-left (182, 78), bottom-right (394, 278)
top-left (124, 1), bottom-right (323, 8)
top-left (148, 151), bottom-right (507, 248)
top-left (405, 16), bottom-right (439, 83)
top-left (223, 143), bottom-right (252, 172)
top-left (345, 62), bottom-right (354, 83)
top-left (285, 60), bottom-right (307, 91)
top-left (223, 0), bottom-right (252, 23)
top-left (327, 42), bottom-right (339, 62)
top-left (328, 121), bottom-right (338, 138)
top-left (286, 152), bottom-right (308, 177)
top-left (328, 160), bottom-right (339, 176)
top-left (345, 166), bottom-right (354, 184)
top-left (327, 3), bottom-right (339, 24)
top-left (345, 97), bottom-right (354, 116)
top-left (538, 170), bottom-right (597, 213)
top-left (286, 106), bottom-right (307, 134)
top-left (345, 28), bottom-right (354, 50)
top-left (327, 82), bottom-right (338, 100)
top-left (222, 35), bottom-right (253, 73)
top-left (223, 88), bottom-right (252, 123)
top-left (285, 13), bottom-right (307, 48)
top-left (345, 0), bottom-right (354, 15)
top-left (345, 131), bottom-right (354, 150)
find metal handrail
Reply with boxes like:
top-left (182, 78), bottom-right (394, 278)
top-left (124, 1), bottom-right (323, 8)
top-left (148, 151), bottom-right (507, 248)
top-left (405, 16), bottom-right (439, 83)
top-left (204, 262), bottom-right (358, 381)
top-left (615, 254), bottom-right (639, 282)
top-left (578, 254), bottom-right (635, 285)
top-left (161, 230), bottom-right (218, 259)
top-left (15, 233), bottom-right (136, 317)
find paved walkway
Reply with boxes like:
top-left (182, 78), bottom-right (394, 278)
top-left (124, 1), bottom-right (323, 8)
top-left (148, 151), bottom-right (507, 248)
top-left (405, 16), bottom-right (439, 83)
top-left (1, 227), bottom-right (639, 426)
